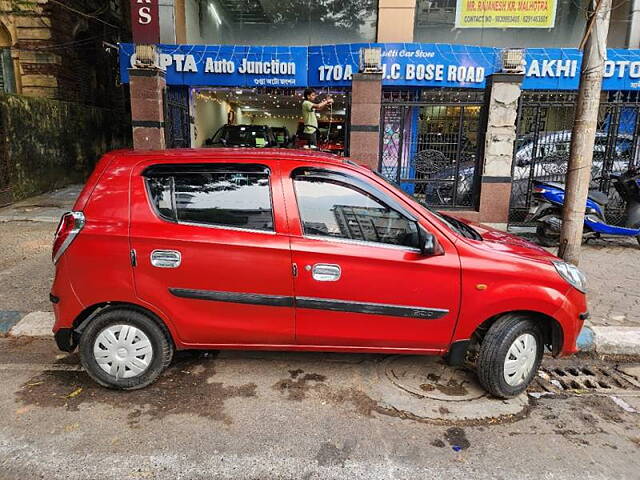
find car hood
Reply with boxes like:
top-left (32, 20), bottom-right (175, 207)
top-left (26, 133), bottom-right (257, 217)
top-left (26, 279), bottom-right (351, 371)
top-left (450, 216), bottom-right (557, 262)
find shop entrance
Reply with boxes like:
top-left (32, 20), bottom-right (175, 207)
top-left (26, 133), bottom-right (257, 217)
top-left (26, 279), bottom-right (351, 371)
top-left (379, 89), bottom-right (484, 209)
top-left (191, 87), bottom-right (350, 155)
top-left (165, 86), bottom-right (191, 149)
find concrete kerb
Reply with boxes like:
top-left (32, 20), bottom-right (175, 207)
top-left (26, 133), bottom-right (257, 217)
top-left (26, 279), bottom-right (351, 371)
top-left (580, 325), bottom-right (640, 356)
top-left (5, 311), bottom-right (55, 337)
top-left (4, 311), bottom-right (640, 356)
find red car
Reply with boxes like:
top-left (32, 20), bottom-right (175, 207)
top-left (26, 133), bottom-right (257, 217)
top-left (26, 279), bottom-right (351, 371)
top-left (51, 149), bottom-right (587, 398)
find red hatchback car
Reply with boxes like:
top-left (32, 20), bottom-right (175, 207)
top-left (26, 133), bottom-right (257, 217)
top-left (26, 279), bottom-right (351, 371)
top-left (51, 149), bottom-right (588, 398)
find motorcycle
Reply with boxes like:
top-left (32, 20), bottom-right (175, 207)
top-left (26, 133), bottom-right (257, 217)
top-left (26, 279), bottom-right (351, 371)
top-left (527, 168), bottom-right (640, 247)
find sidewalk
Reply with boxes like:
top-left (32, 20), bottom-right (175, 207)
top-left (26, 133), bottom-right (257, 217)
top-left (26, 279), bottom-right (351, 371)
top-left (0, 186), bottom-right (639, 355)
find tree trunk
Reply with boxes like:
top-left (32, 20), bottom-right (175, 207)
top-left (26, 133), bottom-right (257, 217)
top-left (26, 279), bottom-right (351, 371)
top-left (559, 0), bottom-right (612, 265)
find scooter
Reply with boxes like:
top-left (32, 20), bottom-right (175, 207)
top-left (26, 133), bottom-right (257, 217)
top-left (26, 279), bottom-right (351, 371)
top-left (527, 168), bottom-right (640, 247)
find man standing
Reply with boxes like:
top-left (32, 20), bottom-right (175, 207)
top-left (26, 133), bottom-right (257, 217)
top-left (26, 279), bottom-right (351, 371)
top-left (301, 88), bottom-right (333, 148)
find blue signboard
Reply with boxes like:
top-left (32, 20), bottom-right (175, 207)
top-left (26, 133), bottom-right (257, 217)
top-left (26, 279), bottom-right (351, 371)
top-left (119, 43), bottom-right (640, 91)
top-left (119, 43), bottom-right (308, 87)
top-left (308, 43), bottom-right (499, 88)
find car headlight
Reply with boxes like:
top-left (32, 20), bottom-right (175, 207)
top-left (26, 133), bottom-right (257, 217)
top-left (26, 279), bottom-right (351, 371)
top-left (552, 261), bottom-right (587, 293)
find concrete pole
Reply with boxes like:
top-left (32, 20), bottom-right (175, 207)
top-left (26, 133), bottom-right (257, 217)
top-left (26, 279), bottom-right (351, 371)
top-left (558, 0), bottom-right (612, 265)
top-left (174, 0), bottom-right (187, 44)
top-left (628, 0), bottom-right (640, 49)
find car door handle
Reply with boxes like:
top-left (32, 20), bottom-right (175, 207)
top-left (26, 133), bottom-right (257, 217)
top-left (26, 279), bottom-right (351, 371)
top-left (311, 263), bottom-right (341, 282)
top-left (150, 250), bottom-right (182, 268)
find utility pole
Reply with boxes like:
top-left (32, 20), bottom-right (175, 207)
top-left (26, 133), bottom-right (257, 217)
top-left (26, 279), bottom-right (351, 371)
top-left (558, 0), bottom-right (612, 265)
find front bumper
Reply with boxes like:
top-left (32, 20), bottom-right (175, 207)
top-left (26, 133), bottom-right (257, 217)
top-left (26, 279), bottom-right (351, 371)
top-left (554, 287), bottom-right (589, 356)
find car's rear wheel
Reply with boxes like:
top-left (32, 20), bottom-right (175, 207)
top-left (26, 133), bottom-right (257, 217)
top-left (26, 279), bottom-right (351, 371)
top-left (79, 309), bottom-right (173, 390)
top-left (476, 314), bottom-right (543, 399)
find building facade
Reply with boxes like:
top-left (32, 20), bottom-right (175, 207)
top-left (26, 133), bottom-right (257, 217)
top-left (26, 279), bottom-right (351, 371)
top-left (0, 0), bottom-right (132, 205)
top-left (125, 0), bottom-right (640, 227)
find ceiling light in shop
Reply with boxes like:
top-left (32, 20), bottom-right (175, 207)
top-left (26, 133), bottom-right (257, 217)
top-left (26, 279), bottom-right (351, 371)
top-left (208, 2), bottom-right (222, 26)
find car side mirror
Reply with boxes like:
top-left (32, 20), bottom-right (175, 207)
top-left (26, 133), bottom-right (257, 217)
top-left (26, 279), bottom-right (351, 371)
top-left (418, 227), bottom-right (442, 256)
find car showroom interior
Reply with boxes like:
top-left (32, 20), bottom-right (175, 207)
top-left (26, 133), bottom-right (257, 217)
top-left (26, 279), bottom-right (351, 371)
top-left (191, 87), bottom-right (349, 154)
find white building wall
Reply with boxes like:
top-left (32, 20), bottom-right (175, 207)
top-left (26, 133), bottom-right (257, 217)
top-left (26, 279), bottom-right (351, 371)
top-left (159, 0), bottom-right (176, 43)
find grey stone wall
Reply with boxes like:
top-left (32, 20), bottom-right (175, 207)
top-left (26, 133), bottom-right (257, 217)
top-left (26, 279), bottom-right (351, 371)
top-left (483, 81), bottom-right (522, 178)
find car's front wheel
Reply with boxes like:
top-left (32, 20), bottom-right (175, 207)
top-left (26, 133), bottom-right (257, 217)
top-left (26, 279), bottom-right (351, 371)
top-left (79, 309), bottom-right (174, 390)
top-left (476, 314), bottom-right (543, 398)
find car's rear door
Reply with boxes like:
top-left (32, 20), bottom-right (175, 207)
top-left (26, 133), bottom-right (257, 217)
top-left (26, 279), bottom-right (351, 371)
top-left (129, 158), bottom-right (294, 347)
top-left (282, 163), bottom-right (461, 351)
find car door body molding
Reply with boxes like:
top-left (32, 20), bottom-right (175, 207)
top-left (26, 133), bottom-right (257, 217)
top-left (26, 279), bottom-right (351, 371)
top-left (295, 296), bottom-right (449, 320)
top-left (169, 288), bottom-right (448, 320)
top-left (169, 288), bottom-right (294, 307)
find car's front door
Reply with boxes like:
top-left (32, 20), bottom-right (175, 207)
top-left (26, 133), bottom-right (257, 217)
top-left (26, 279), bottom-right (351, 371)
top-left (283, 164), bottom-right (461, 351)
top-left (130, 160), bottom-right (295, 347)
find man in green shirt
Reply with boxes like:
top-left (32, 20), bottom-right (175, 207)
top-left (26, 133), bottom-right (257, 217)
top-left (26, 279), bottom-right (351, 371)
top-left (301, 88), bottom-right (333, 148)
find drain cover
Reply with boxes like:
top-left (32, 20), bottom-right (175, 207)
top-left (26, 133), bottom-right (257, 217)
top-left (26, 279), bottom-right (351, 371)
top-left (383, 356), bottom-right (485, 401)
top-left (537, 364), bottom-right (640, 393)
top-left (365, 355), bottom-right (528, 422)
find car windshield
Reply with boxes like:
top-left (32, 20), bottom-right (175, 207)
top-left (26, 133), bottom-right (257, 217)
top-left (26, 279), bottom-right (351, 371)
top-left (317, 123), bottom-right (344, 141)
top-left (212, 126), bottom-right (273, 147)
top-left (371, 170), bottom-right (481, 240)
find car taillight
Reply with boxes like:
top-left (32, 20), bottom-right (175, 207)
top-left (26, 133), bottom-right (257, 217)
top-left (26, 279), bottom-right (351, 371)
top-left (533, 185), bottom-right (547, 195)
top-left (52, 211), bottom-right (85, 264)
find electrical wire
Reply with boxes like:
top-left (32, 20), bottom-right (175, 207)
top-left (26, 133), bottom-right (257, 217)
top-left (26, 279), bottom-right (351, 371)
top-left (46, 0), bottom-right (120, 29)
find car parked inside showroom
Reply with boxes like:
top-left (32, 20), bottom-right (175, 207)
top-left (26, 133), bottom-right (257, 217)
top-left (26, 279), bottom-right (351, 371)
top-left (205, 124), bottom-right (278, 148)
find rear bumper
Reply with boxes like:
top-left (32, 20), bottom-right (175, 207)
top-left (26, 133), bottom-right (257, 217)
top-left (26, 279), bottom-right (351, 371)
top-left (54, 328), bottom-right (76, 352)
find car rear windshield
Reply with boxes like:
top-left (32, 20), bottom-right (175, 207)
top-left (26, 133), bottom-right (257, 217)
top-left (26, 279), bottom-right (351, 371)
top-left (212, 126), bottom-right (273, 147)
top-left (144, 164), bottom-right (274, 232)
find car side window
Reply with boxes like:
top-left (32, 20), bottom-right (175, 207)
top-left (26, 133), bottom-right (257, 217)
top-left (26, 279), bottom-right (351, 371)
top-left (293, 174), bottom-right (418, 248)
top-left (145, 164), bottom-right (274, 232)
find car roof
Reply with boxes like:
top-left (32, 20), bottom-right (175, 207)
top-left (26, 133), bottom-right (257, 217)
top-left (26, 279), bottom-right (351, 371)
top-left (110, 148), bottom-right (349, 166)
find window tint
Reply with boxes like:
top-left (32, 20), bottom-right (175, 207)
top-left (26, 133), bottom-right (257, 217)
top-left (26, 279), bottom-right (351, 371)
top-left (294, 177), bottom-right (418, 248)
top-left (145, 166), bottom-right (273, 232)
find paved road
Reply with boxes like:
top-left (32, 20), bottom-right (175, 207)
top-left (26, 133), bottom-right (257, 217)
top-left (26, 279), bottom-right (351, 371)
top-left (0, 338), bottom-right (639, 480)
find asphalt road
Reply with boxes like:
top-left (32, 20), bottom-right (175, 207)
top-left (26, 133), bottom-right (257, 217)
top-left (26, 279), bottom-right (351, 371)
top-left (0, 221), bottom-right (54, 314)
top-left (0, 338), bottom-right (639, 480)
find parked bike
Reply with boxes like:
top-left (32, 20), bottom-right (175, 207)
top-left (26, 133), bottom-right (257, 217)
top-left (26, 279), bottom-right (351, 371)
top-left (528, 168), bottom-right (640, 247)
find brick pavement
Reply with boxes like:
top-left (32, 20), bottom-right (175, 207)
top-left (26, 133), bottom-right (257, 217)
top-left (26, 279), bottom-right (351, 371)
top-left (579, 237), bottom-right (640, 328)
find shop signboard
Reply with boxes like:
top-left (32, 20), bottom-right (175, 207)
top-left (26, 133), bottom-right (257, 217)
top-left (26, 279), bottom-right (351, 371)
top-left (120, 44), bottom-right (308, 87)
top-left (130, 0), bottom-right (160, 44)
top-left (522, 49), bottom-right (640, 91)
top-left (454, 0), bottom-right (557, 29)
top-left (308, 43), bottom-right (498, 88)
top-left (119, 43), bottom-right (640, 91)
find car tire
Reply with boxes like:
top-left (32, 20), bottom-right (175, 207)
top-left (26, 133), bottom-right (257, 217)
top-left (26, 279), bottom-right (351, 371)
top-left (476, 314), bottom-right (543, 399)
top-left (79, 309), bottom-right (174, 390)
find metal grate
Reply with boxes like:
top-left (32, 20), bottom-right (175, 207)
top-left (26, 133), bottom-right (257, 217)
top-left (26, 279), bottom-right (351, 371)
top-left (165, 86), bottom-right (191, 149)
top-left (510, 90), bottom-right (640, 226)
top-left (379, 88), bottom-right (484, 209)
top-left (537, 365), bottom-right (640, 393)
